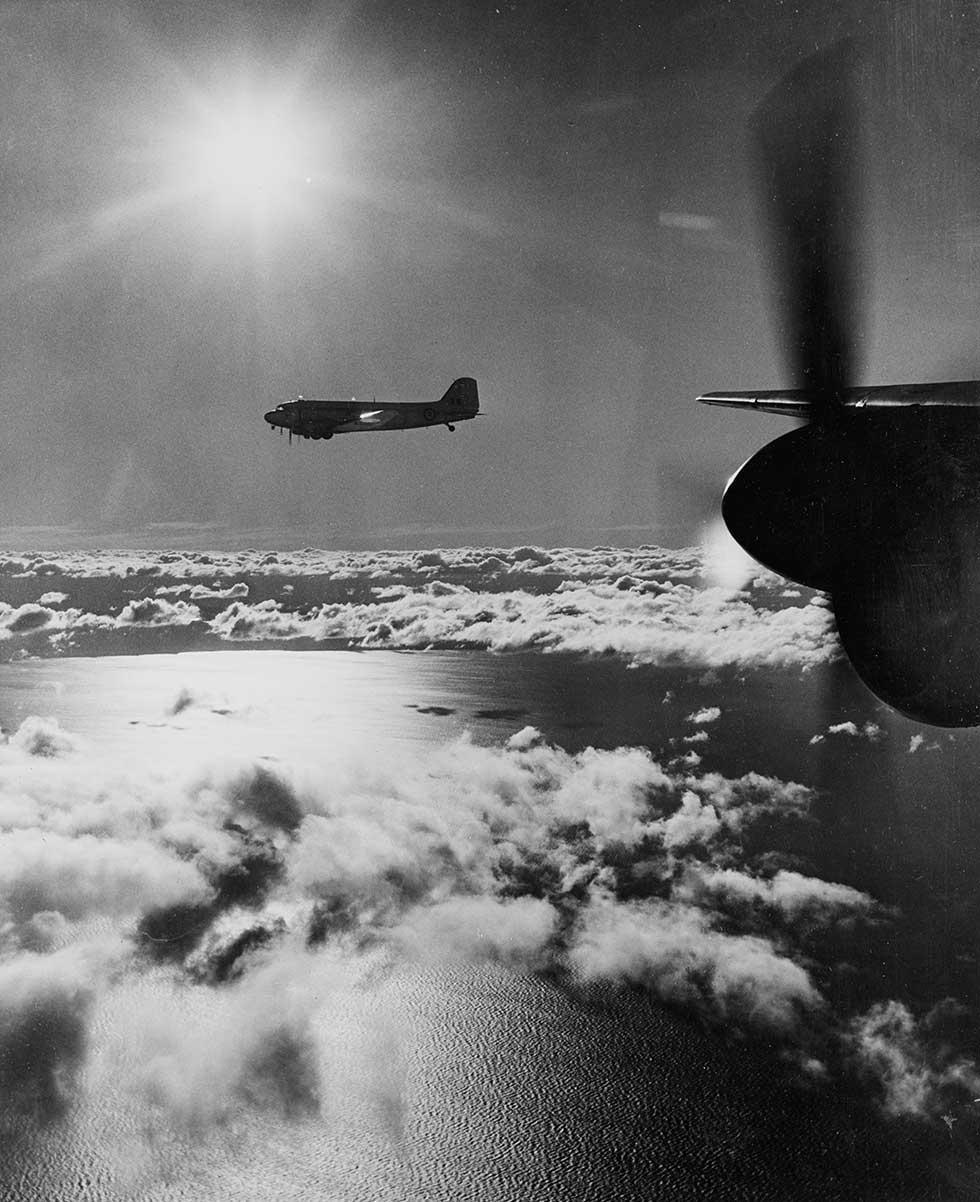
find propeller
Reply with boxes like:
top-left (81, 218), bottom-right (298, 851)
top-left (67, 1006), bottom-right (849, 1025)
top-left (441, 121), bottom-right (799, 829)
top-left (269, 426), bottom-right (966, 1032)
top-left (738, 44), bottom-right (904, 879)
top-left (750, 40), bottom-right (862, 406)
top-left (722, 42), bottom-right (865, 593)
top-left (722, 41), bottom-right (980, 725)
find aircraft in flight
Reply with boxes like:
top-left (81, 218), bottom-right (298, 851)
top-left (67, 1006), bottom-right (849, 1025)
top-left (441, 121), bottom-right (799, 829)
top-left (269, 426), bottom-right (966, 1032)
top-left (699, 44), bottom-right (980, 727)
top-left (265, 377), bottom-right (479, 441)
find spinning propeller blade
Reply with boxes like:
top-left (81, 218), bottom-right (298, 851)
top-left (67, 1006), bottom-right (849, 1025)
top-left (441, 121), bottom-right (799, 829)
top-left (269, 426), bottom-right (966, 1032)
top-left (751, 41), bottom-right (863, 409)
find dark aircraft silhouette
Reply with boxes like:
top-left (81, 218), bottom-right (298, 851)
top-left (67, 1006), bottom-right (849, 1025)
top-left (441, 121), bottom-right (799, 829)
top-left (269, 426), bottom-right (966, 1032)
top-left (699, 44), bottom-right (980, 727)
top-left (265, 377), bottom-right (478, 441)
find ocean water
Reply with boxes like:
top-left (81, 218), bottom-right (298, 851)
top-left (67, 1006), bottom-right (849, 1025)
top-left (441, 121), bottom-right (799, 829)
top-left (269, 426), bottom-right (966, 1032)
top-left (4, 962), bottom-right (930, 1202)
top-left (0, 649), bottom-right (967, 1200)
top-left (0, 647), bottom-right (827, 765)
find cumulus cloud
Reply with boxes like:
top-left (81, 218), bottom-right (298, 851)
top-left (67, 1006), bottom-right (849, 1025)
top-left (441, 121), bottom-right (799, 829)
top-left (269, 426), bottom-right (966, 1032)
top-left (661, 791), bottom-right (722, 849)
top-left (0, 829), bottom-right (209, 923)
top-left (0, 546), bottom-right (836, 670)
top-left (118, 946), bottom-right (327, 1130)
top-left (286, 580), bottom-right (834, 669)
top-left (188, 582), bottom-right (249, 601)
top-left (0, 939), bottom-right (122, 1120)
top-left (392, 895), bottom-right (557, 968)
top-left (0, 603), bottom-right (82, 641)
top-left (676, 866), bottom-right (878, 930)
top-left (810, 720), bottom-right (884, 746)
top-left (685, 706), bottom-right (721, 724)
top-left (0, 655), bottom-right (961, 1170)
top-left (568, 893), bottom-right (823, 1035)
top-left (116, 597), bottom-right (202, 627)
top-left (10, 715), bottom-right (84, 758)
top-left (908, 734), bottom-right (942, 754)
top-left (847, 1001), bottom-right (980, 1120)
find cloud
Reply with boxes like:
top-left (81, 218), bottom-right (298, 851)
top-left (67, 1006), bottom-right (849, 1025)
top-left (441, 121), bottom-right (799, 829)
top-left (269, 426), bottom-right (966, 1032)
top-left (392, 895), bottom-right (557, 968)
top-left (116, 597), bottom-right (202, 627)
top-left (685, 706), bottom-right (721, 724)
top-left (206, 578), bottom-right (833, 671)
top-left (661, 791), bottom-right (722, 849)
top-left (0, 602), bottom-right (83, 640)
top-left (676, 865), bottom-right (878, 930)
top-left (847, 1001), bottom-right (980, 1120)
top-left (188, 582), bottom-right (249, 601)
top-left (0, 828), bottom-right (210, 923)
top-left (568, 892), bottom-right (824, 1036)
top-left (0, 673), bottom-right (961, 1156)
top-left (115, 945), bottom-right (329, 1131)
top-left (209, 598), bottom-right (312, 641)
top-left (0, 546), bottom-right (836, 671)
top-left (810, 720), bottom-right (884, 746)
top-left (10, 715), bottom-right (84, 758)
top-left (0, 939), bottom-right (122, 1120)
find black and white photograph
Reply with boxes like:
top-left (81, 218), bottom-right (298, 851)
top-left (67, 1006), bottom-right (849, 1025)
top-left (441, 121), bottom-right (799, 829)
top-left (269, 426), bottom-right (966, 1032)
top-left (3, 2), bottom-right (980, 1198)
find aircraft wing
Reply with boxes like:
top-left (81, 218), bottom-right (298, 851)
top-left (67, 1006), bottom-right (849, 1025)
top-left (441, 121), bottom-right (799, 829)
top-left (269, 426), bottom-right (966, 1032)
top-left (698, 391), bottom-right (813, 416)
top-left (698, 380), bottom-right (980, 415)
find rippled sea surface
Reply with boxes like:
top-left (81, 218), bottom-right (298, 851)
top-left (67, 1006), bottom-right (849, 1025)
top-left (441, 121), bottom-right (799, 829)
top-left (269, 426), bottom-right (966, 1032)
top-left (3, 961), bottom-right (923, 1202)
top-left (0, 651), bottom-right (956, 1199)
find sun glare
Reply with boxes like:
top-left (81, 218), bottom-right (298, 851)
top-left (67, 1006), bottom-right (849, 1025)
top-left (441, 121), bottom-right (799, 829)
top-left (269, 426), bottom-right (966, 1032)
top-left (178, 95), bottom-right (322, 220)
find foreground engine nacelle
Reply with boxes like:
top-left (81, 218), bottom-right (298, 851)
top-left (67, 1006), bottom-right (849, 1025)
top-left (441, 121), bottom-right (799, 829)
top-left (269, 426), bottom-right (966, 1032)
top-left (723, 413), bottom-right (980, 726)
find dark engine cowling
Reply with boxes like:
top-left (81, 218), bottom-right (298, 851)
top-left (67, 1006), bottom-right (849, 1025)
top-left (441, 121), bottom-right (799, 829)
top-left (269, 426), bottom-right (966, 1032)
top-left (723, 412), bottom-right (980, 726)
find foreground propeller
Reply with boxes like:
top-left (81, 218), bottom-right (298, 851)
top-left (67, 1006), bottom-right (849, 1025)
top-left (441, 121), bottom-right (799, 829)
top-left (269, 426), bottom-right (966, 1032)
top-left (713, 43), bottom-right (980, 726)
top-left (721, 42), bottom-right (863, 590)
top-left (755, 41), bottom-right (861, 401)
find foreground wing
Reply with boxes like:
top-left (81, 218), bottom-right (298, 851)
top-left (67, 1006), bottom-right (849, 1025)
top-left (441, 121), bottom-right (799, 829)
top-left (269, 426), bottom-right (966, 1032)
top-left (699, 380), bottom-right (980, 416)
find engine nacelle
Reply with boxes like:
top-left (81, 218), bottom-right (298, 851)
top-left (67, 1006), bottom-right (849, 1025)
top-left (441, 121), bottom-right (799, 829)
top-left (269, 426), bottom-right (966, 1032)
top-left (723, 413), bottom-right (980, 726)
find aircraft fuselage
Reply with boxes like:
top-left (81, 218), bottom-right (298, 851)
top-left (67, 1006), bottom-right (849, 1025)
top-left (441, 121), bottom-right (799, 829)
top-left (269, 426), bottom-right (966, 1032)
top-left (264, 377), bottom-right (479, 440)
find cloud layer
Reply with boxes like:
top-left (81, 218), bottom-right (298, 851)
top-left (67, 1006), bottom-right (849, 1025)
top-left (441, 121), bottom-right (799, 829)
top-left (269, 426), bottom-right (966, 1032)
top-left (0, 698), bottom-right (970, 1159)
top-left (0, 545), bottom-right (836, 669)
top-left (0, 544), bottom-right (972, 1197)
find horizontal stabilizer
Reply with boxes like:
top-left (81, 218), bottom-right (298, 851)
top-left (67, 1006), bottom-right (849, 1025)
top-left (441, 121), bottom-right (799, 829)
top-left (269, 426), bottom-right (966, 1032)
top-left (698, 380), bottom-right (980, 416)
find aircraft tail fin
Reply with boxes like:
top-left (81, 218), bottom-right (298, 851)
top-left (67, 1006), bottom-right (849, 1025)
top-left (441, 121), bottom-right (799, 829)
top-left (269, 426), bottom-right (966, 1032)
top-left (440, 377), bottom-right (479, 414)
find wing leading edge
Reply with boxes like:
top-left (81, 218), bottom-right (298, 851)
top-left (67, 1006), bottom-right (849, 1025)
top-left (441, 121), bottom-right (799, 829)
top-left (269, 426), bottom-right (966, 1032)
top-left (698, 380), bottom-right (980, 416)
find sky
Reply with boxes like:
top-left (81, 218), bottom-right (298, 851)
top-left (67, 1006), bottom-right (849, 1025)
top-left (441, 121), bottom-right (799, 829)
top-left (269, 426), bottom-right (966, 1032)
top-left (0, 0), bottom-right (978, 548)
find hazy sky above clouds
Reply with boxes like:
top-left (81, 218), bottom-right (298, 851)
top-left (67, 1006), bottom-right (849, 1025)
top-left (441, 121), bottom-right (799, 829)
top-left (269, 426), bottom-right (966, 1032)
top-left (3, 0), bottom-right (980, 547)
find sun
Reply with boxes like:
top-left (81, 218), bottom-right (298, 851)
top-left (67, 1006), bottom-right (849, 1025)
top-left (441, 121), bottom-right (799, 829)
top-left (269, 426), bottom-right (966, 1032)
top-left (205, 114), bottom-right (298, 196)
top-left (177, 94), bottom-right (321, 220)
